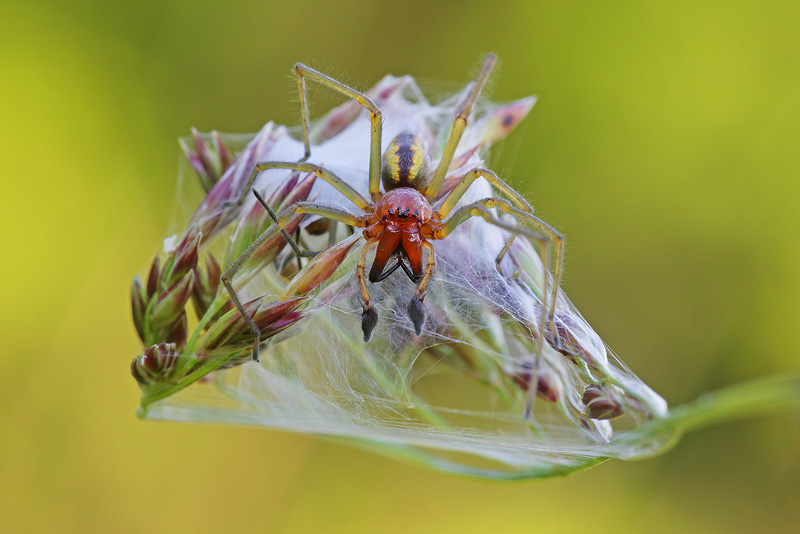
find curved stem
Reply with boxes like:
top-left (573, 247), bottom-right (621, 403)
top-left (614, 373), bottom-right (800, 456)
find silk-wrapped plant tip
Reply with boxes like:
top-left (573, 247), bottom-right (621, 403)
top-left (131, 58), bottom-right (800, 479)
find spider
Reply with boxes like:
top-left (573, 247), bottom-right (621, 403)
top-left (221, 55), bottom-right (564, 362)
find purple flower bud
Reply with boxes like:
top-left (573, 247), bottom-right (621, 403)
top-left (194, 123), bottom-right (280, 222)
top-left (152, 270), bottom-right (195, 327)
top-left (231, 213), bottom-right (308, 278)
top-left (207, 303), bottom-right (307, 357)
top-left (582, 384), bottom-right (624, 420)
top-left (191, 253), bottom-right (221, 319)
top-left (213, 131), bottom-right (233, 173)
top-left (260, 310), bottom-right (304, 338)
top-left (191, 128), bottom-right (216, 180)
top-left (545, 312), bottom-right (608, 372)
top-left (146, 256), bottom-right (160, 298)
top-left (511, 361), bottom-right (561, 403)
top-left (131, 275), bottom-right (146, 342)
top-left (313, 75), bottom-right (406, 142)
top-left (284, 235), bottom-right (361, 296)
top-left (165, 227), bottom-right (200, 285)
top-left (267, 171), bottom-right (301, 208)
top-left (200, 297), bottom-right (265, 351)
top-left (251, 297), bottom-right (307, 334)
top-left (165, 314), bottom-right (188, 349)
top-left (229, 173), bottom-right (317, 264)
top-left (280, 172), bottom-right (316, 209)
top-left (131, 343), bottom-right (180, 385)
top-left (470, 97), bottom-right (535, 147)
top-left (180, 138), bottom-right (206, 179)
top-left (199, 296), bottom-right (307, 353)
top-left (180, 128), bottom-right (235, 193)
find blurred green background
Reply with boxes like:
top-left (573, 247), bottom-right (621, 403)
top-left (2, 0), bottom-right (799, 532)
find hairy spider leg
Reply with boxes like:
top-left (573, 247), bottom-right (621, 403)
top-left (222, 200), bottom-right (367, 362)
top-left (434, 197), bottom-right (552, 333)
top-left (434, 197), bottom-right (553, 417)
top-left (237, 161), bottom-right (372, 273)
top-left (251, 188), bottom-right (316, 265)
top-left (225, 65), bottom-right (381, 256)
top-left (238, 161), bottom-right (371, 208)
top-left (493, 214), bottom-right (562, 309)
top-left (425, 53), bottom-right (497, 201)
top-left (357, 237), bottom-right (435, 340)
top-left (436, 167), bottom-right (565, 336)
top-left (357, 236), bottom-right (381, 342)
top-left (251, 186), bottom-right (338, 273)
top-left (295, 63), bottom-right (384, 201)
top-left (438, 167), bottom-right (533, 218)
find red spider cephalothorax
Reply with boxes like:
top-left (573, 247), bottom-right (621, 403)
top-left (222, 55), bottom-right (564, 361)
top-left (364, 187), bottom-right (433, 285)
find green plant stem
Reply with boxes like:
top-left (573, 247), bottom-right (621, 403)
top-left (138, 292), bottom-right (236, 414)
top-left (184, 291), bottom-right (229, 353)
top-left (138, 356), bottom-right (234, 416)
top-left (614, 373), bottom-right (800, 456)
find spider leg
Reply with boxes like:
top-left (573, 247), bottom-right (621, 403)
top-left (295, 64), bottom-right (383, 201)
top-left (437, 199), bottom-right (559, 420)
top-left (434, 167), bottom-right (565, 330)
top-left (434, 198), bottom-right (560, 342)
top-left (237, 161), bottom-right (371, 209)
top-left (251, 188), bottom-right (317, 264)
top-left (407, 241), bottom-right (436, 336)
top-left (494, 211), bottom-right (561, 280)
top-left (222, 200), bottom-right (367, 361)
top-left (425, 54), bottom-right (497, 202)
top-left (357, 236), bottom-right (380, 342)
top-left (437, 167), bottom-right (533, 218)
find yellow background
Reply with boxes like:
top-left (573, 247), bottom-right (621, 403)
top-left (2, 1), bottom-right (799, 532)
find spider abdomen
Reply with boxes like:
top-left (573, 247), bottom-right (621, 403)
top-left (381, 132), bottom-right (430, 192)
